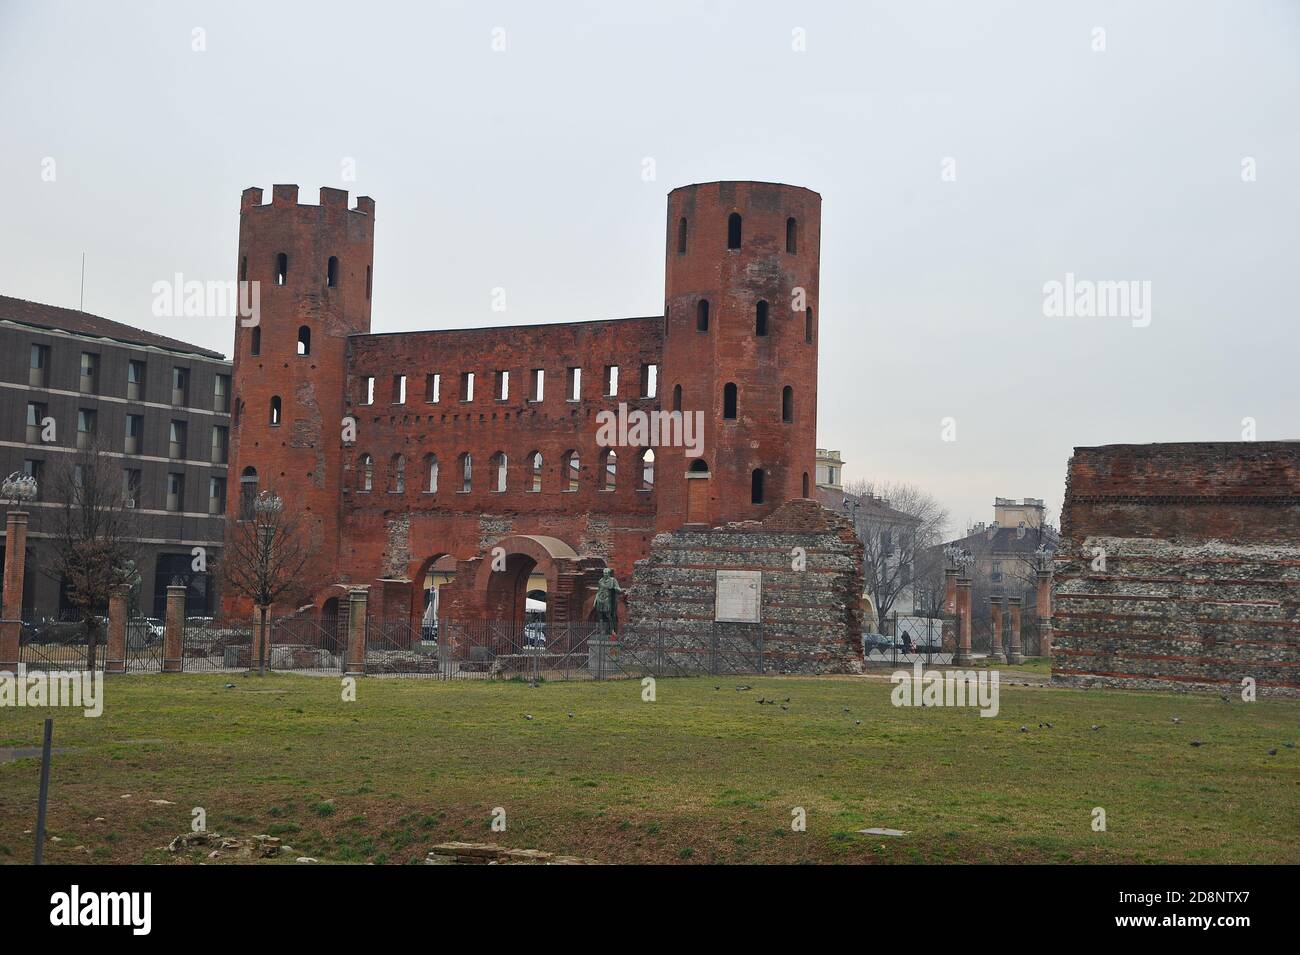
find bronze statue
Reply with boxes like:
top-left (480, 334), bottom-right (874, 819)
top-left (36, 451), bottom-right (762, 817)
top-left (594, 568), bottom-right (622, 635)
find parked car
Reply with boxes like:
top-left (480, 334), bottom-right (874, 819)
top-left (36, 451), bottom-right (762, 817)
top-left (862, 632), bottom-right (900, 652)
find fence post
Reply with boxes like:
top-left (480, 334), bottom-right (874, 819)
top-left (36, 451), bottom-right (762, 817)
top-left (105, 587), bottom-right (128, 674)
top-left (163, 582), bottom-right (186, 672)
top-left (345, 588), bottom-right (368, 676)
top-left (0, 509), bottom-right (29, 672)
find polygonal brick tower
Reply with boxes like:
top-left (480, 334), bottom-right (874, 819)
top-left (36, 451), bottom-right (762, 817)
top-left (656, 181), bottom-right (821, 530)
top-left (223, 185), bottom-right (375, 613)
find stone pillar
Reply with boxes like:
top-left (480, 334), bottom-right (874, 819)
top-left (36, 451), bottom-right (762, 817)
top-left (163, 582), bottom-right (186, 672)
top-left (1007, 596), bottom-right (1024, 664)
top-left (1036, 566), bottom-right (1053, 661)
top-left (105, 588), bottom-right (128, 674)
top-left (346, 588), bottom-right (368, 676)
top-left (0, 510), bottom-right (28, 672)
top-left (955, 577), bottom-right (973, 665)
top-left (941, 566), bottom-right (958, 654)
top-left (250, 605), bottom-right (270, 674)
top-left (988, 597), bottom-right (1004, 664)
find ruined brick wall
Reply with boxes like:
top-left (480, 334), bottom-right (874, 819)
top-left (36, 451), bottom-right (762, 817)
top-left (629, 499), bottom-right (864, 674)
top-left (1054, 442), bottom-right (1300, 697)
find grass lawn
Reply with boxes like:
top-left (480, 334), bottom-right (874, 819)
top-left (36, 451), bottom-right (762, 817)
top-left (1, 671), bottom-right (1296, 864)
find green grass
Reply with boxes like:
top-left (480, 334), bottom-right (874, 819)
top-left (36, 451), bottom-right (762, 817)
top-left (0, 673), bottom-right (1296, 864)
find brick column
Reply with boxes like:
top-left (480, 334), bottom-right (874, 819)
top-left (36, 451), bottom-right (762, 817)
top-left (0, 510), bottom-right (28, 672)
top-left (346, 588), bottom-right (368, 676)
top-left (988, 597), bottom-right (1004, 664)
top-left (942, 566), bottom-right (958, 657)
top-left (1007, 596), bottom-right (1024, 664)
top-left (250, 605), bottom-right (270, 674)
top-left (1036, 566), bottom-right (1053, 662)
top-left (105, 588), bottom-right (128, 673)
top-left (163, 582), bottom-right (186, 672)
top-left (956, 577), bottom-right (973, 665)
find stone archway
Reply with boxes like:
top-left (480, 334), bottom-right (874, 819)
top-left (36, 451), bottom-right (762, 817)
top-left (409, 552), bottom-right (454, 630)
top-left (469, 535), bottom-right (585, 628)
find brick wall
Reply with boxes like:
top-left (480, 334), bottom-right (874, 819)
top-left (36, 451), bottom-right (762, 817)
top-left (1054, 442), bottom-right (1300, 697)
top-left (629, 499), bottom-right (865, 673)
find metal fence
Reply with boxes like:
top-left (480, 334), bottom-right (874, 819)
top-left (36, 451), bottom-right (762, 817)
top-left (181, 617), bottom-right (253, 672)
top-left (863, 615), bottom-right (952, 668)
top-left (19, 610), bottom-right (107, 671)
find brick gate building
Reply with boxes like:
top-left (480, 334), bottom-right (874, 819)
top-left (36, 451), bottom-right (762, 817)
top-left (223, 181), bottom-right (823, 629)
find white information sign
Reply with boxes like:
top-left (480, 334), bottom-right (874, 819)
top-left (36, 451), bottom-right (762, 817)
top-left (715, 570), bottom-right (762, 623)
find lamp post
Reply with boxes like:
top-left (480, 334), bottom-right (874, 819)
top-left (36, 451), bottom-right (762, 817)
top-left (252, 491), bottom-right (283, 676)
top-left (1, 472), bottom-right (38, 672)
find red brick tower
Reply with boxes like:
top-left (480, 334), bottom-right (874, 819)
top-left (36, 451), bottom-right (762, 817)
top-left (657, 181), bottom-right (821, 530)
top-left (223, 185), bottom-right (375, 612)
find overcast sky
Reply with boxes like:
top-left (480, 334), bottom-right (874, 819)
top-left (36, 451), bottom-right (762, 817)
top-left (2, 0), bottom-right (1296, 533)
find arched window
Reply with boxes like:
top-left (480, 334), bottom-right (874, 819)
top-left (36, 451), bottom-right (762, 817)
top-left (689, 458), bottom-right (710, 475)
top-left (672, 384), bottom-right (682, 412)
top-left (239, 466), bottom-right (258, 519)
top-left (639, 449), bottom-right (655, 490)
top-left (358, 454), bottom-right (373, 492)
top-left (365, 265), bottom-right (372, 300)
top-left (490, 452), bottom-right (508, 492)
top-left (727, 213), bottom-right (742, 249)
top-left (250, 326), bottom-right (261, 356)
top-left (562, 450), bottom-right (579, 492)
top-left (782, 386), bottom-right (793, 423)
top-left (601, 449), bottom-right (617, 490)
top-left (275, 253), bottom-right (288, 286)
top-left (327, 256), bottom-right (339, 288)
top-left (528, 451), bottom-right (543, 492)
top-left (751, 469), bottom-right (764, 504)
top-left (391, 454), bottom-right (406, 494)
top-left (697, 300), bottom-right (709, 332)
top-left (425, 454), bottom-right (438, 493)
top-left (802, 472), bottom-right (810, 498)
top-left (297, 325), bottom-right (311, 356)
top-left (755, 300), bottom-right (768, 336)
top-left (677, 216), bottom-right (687, 254)
top-left (806, 307), bottom-right (814, 343)
top-left (458, 453), bottom-right (472, 492)
top-left (269, 395), bottom-right (282, 426)
top-left (723, 382), bottom-right (737, 419)
top-left (786, 217), bottom-right (797, 254)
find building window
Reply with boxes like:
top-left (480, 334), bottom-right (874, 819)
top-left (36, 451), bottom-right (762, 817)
top-left (677, 216), bottom-right (687, 254)
top-left (802, 472), bottom-right (809, 498)
top-left (298, 326), bottom-right (311, 356)
top-left (214, 374), bottom-right (230, 413)
top-left (171, 367), bottom-right (189, 406)
top-left (124, 414), bottom-right (143, 455)
top-left (782, 386), bottom-right (793, 423)
top-left (393, 375), bottom-right (406, 404)
top-left (167, 473), bottom-right (185, 512)
top-left (425, 454), bottom-right (439, 493)
top-left (639, 448), bottom-right (655, 490)
top-left (275, 252), bottom-right (288, 286)
top-left (786, 217), bottom-right (797, 254)
top-left (727, 213), bottom-right (742, 249)
top-left (391, 454), bottom-right (406, 494)
top-left (358, 454), bottom-right (374, 492)
top-left (23, 459), bottom-right (44, 500)
top-left (495, 370), bottom-right (509, 401)
top-left (566, 367), bottom-right (581, 401)
top-left (26, 402), bottom-right (47, 443)
top-left (460, 372), bottom-right (474, 402)
top-left (530, 368), bottom-right (544, 402)
top-left (169, 420), bottom-right (187, 458)
top-left (672, 385), bottom-right (682, 412)
top-left (211, 425), bottom-right (228, 464)
top-left (239, 466), bottom-right (258, 519)
top-left (425, 373), bottom-right (440, 403)
top-left (208, 476), bottom-right (226, 515)
top-left (269, 396), bottom-right (282, 426)
top-left (77, 409), bottom-right (97, 450)
top-left (604, 365), bottom-right (618, 397)
top-left (490, 452), bottom-right (507, 492)
top-left (751, 468), bottom-right (764, 505)
top-left (563, 450), bottom-right (579, 491)
top-left (755, 300), bottom-right (768, 336)
top-left (128, 359), bottom-right (146, 401)
top-left (723, 382), bottom-right (737, 419)
top-left (806, 308), bottom-right (814, 343)
top-left (458, 452), bottom-right (472, 492)
top-left (327, 256), bottom-right (339, 288)
top-left (122, 467), bottom-right (141, 505)
top-left (601, 449), bottom-right (617, 490)
top-left (361, 376), bottom-right (375, 405)
top-left (365, 265), bottom-right (372, 299)
top-left (79, 352), bottom-right (99, 394)
top-left (696, 300), bottom-right (709, 332)
top-left (528, 451), bottom-right (543, 492)
top-left (250, 326), bottom-right (261, 356)
top-left (29, 344), bottom-right (49, 387)
top-left (991, 561), bottom-right (1003, 583)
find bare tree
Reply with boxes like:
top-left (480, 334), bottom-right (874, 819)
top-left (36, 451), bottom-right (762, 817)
top-left (215, 487), bottom-right (315, 673)
top-left (842, 479), bottom-right (949, 634)
top-left (42, 438), bottom-right (142, 669)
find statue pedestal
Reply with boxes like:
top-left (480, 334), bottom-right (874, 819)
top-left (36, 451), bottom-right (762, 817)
top-left (588, 638), bottom-right (613, 679)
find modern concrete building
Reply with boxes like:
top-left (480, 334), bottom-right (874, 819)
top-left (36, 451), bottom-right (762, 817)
top-left (0, 295), bottom-right (231, 618)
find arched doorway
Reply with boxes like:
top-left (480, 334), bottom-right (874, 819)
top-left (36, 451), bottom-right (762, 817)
top-left (410, 553), bottom-right (455, 640)
top-left (471, 535), bottom-right (580, 630)
top-left (686, 458), bottom-right (711, 525)
top-left (320, 596), bottom-right (340, 654)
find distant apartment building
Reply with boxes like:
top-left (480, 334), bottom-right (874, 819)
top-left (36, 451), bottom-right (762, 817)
top-left (815, 448), bottom-right (844, 491)
top-left (937, 496), bottom-right (1058, 599)
top-left (0, 295), bottom-right (231, 617)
